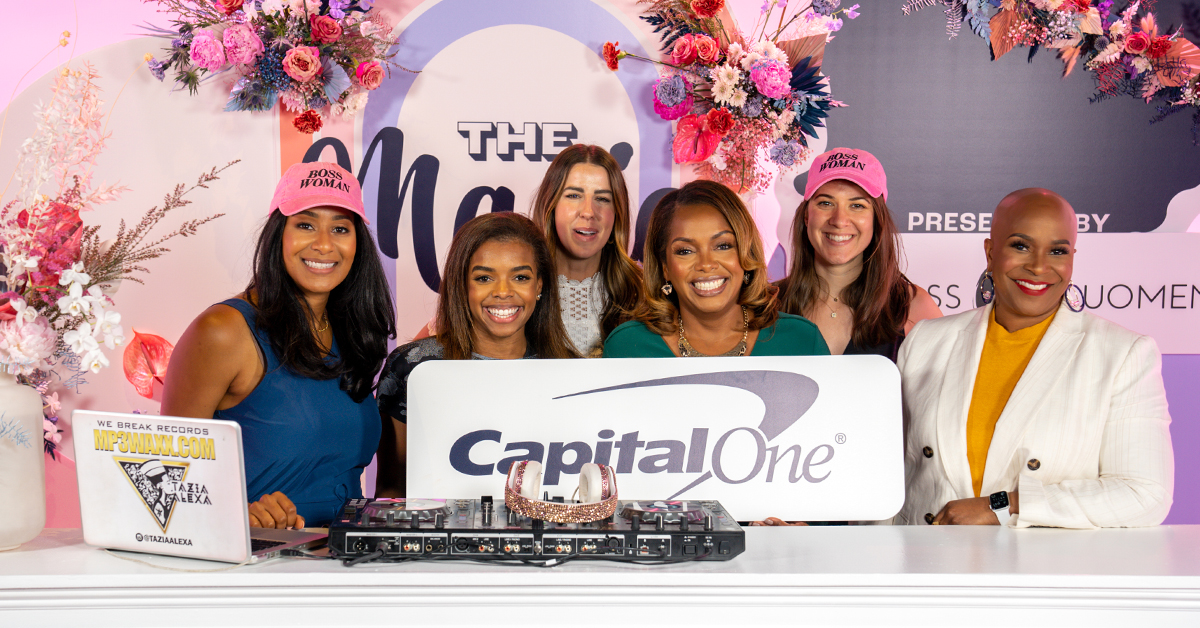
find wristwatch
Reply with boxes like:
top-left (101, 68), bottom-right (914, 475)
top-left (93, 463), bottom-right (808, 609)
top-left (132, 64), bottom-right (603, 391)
top-left (989, 491), bottom-right (1011, 523)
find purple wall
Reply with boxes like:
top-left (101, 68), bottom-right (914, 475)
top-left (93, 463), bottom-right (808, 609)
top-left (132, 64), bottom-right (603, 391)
top-left (1164, 355), bottom-right (1199, 524)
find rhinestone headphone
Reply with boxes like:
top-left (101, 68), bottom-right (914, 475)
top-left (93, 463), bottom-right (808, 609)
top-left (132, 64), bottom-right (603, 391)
top-left (504, 460), bottom-right (619, 523)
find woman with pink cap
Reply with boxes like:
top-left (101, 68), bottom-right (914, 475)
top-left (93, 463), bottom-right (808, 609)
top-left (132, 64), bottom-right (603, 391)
top-left (162, 162), bottom-right (396, 528)
top-left (776, 148), bottom-right (941, 361)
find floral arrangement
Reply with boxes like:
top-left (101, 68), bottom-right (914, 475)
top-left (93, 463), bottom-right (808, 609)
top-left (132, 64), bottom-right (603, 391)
top-left (603, 0), bottom-right (860, 193)
top-left (145, 0), bottom-right (405, 134)
top-left (0, 64), bottom-right (227, 457)
top-left (902, 0), bottom-right (1200, 142)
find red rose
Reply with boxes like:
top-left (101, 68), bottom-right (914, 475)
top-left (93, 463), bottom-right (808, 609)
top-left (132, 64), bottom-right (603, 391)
top-left (310, 15), bottom-right (343, 44)
top-left (691, 0), bottom-right (724, 19)
top-left (602, 41), bottom-right (624, 71)
top-left (693, 34), bottom-right (720, 65)
top-left (1060, 0), bottom-right (1089, 12)
top-left (215, 0), bottom-right (244, 15)
top-left (705, 107), bottom-right (734, 135)
top-left (293, 110), bottom-right (323, 134)
top-left (1125, 32), bottom-right (1150, 55)
top-left (1147, 36), bottom-right (1172, 59)
top-left (671, 34), bottom-right (697, 65)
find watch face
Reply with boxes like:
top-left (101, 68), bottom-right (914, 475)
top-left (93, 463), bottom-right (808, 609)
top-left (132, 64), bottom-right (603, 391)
top-left (989, 491), bottom-right (1009, 511)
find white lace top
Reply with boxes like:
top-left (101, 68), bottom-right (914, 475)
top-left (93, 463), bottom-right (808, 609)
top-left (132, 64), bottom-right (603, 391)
top-left (558, 272), bottom-right (607, 357)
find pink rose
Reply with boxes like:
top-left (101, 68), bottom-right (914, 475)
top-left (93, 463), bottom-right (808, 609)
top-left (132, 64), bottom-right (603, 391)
top-left (750, 59), bottom-right (791, 99)
top-left (310, 15), bottom-right (343, 44)
top-left (189, 29), bottom-right (226, 72)
top-left (1125, 32), bottom-right (1150, 55)
top-left (671, 34), bottom-right (698, 66)
top-left (282, 46), bottom-right (322, 82)
top-left (693, 35), bottom-right (720, 65)
top-left (356, 61), bottom-right (384, 90)
top-left (222, 24), bottom-right (263, 65)
top-left (215, 0), bottom-right (244, 15)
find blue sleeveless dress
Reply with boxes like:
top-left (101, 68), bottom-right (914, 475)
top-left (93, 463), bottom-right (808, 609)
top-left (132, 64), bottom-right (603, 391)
top-left (213, 299), bottom-right (380, 525)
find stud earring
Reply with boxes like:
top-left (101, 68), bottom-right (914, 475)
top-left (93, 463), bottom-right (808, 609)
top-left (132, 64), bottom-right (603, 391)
top-left (536, 293), bottom-right (542, 300)
top-left (743, 272), bottom-right (752, 285)
top-left (662, 282), bottom-right (673, 296)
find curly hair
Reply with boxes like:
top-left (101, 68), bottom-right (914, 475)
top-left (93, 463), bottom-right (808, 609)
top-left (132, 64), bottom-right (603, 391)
top-left (435, 212), bottom-right (579, 360)
top-left (632, 180), bottom-right (779, 336)
top-left (530, 144), bottom-right (643, 344)
top-left (776, 183), bottom-right (913, 348)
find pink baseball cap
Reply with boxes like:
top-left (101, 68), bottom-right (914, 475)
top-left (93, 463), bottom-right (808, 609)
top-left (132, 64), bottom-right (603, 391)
top-left (804, 148), bottom-right (888, 202)
top-left (270, 161), bottom-right (367, 222)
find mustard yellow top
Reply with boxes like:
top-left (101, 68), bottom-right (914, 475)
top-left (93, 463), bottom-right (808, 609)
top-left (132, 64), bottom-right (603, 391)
top-left (965, 308), bottom-right (1056, 497)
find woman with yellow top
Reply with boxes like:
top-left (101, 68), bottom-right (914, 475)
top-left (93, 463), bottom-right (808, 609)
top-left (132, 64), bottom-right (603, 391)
top-left (895, 188), bottom-right (1174, 528)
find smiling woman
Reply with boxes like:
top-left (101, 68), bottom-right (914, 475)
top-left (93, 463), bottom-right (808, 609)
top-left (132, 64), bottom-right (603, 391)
top-left (897, 189), bottom-right (1174, 529)
top-left (161, 162), bottom-right (397, 528)
top-left (603, 180), bottom-right (829, 359)
top-left (374, 212), bottom-right (578, 497)
top-left (776, 148), bottom-right (942, 360)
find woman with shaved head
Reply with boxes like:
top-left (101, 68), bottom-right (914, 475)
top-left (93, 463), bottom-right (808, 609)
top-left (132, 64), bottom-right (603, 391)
top-left (895, 188), bottom-right (1174, 529)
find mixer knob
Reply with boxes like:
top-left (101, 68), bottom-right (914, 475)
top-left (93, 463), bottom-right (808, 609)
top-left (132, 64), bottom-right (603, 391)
top-left (409, 514), bottom-right (420, 529)
top-left (385, 511), bottom-right (396, 527)
top-left (435, 513), bottom-right (445, 529)
top-left (680, 517), bottom-right (689, 532)
top-left (654, 515), bottom-right (664, 532)
top-left (630, 517), bottom-right (640, 531)
top-left (704, 514), bottom-right (714, 531)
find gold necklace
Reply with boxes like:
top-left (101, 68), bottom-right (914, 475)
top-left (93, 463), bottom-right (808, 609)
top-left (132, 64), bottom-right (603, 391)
top-left (678, 306), bottom-right (749, 357)
top-left (315, 312), bottom-right (329, 333)
top-left (821, 294), bottom-right (843, 319)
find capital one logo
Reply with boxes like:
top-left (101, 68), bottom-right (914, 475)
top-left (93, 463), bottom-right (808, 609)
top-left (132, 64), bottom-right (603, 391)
top-left (448, 371), bottom-right (835, 499)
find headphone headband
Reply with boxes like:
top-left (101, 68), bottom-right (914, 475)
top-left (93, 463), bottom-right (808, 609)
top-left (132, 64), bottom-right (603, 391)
top-left (504, 460), bottom-right (619, 523)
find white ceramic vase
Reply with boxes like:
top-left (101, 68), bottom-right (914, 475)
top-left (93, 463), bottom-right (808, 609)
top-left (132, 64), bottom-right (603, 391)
top-left (0, 372), bottom-right (46, 551)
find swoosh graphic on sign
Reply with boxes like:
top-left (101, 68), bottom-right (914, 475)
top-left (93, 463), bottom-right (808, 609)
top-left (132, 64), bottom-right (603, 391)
top-left (555, 371), bottom-right (819, 441)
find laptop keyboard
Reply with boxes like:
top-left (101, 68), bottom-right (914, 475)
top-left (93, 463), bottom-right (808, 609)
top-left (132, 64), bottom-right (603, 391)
top-left (250, 538), bottom-right (288, 553)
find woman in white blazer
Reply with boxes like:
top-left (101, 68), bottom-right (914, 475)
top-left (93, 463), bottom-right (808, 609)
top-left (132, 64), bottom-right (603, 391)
top-left (895, 189), bottom-right (1173, 529)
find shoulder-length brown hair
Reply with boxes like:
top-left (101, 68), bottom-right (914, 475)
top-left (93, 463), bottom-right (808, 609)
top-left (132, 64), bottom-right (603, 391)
top-left (530, 144), bottom-right (643, 341)
top-left (435, 212), bottom-right (579, 360)
top-left (633, 180), bottom-right (779, 336)
top-left (776, 183), bottom-right (913, 348)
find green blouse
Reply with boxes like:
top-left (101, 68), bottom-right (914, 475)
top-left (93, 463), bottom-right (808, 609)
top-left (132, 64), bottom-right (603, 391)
top-left (603, 313), bottom-right (830, 358)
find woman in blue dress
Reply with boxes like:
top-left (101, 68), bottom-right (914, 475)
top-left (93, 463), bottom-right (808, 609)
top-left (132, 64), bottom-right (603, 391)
top-left (162, 162), bottom-right (396, 528)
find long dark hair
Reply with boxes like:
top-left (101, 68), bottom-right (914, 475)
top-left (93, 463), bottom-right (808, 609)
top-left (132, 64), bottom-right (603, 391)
top-left (530, 144), bottom-right (643, 341)
top-left (776, 184), bottom-right (913, 348)
top-left (435, 212), bottom-right (578, 360)
top-left (247, 210), bottom-right (396, 402)
top-left (633, 180), bottom-right (779, 336)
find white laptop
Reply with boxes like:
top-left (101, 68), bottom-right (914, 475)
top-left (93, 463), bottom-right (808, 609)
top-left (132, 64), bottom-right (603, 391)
top-left (73, 410), bottom-right (326, 563)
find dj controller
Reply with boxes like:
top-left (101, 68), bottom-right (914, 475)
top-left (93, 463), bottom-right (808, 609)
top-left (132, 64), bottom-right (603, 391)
top-left (329, 497), bottom-right (745, 563)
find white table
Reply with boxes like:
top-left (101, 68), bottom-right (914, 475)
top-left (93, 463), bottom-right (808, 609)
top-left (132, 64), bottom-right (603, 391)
top-left (2, 526), bottom-right (1199, 626)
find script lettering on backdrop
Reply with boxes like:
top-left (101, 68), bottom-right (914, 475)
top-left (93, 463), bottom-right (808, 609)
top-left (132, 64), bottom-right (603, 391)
top-left (406, 356), bottom-right (904, 522)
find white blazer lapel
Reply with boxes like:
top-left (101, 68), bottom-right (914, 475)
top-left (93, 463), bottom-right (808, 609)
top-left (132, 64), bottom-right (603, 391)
top-left (981, 301), bottom-right (1084, 493)
top-left (935, 305), bottom-right (990, 499)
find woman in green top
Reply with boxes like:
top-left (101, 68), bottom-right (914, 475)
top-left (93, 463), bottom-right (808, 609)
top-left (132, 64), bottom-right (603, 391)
top-left (604, 180), bottom-right (829, 358)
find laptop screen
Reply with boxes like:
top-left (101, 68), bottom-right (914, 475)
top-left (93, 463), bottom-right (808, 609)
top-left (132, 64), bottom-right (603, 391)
top-left (73, 410), bottom-right (253, 563)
